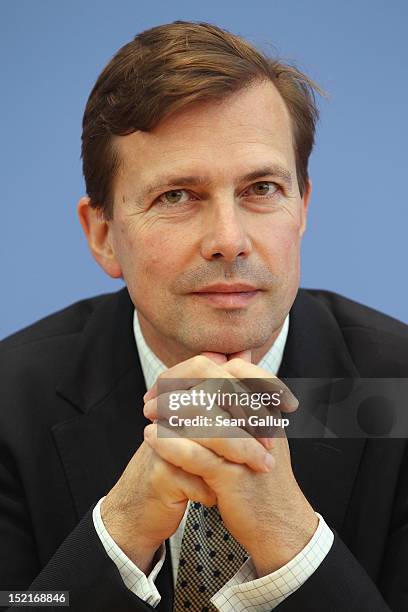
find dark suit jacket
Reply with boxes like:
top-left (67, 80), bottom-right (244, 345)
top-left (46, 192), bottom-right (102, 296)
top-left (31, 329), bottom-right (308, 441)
top-left (1, 287), bottom-right (408, 611)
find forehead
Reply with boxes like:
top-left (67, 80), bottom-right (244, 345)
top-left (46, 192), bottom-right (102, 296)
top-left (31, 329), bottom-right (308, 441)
top-left (113, 80), bottom-right (296, 192)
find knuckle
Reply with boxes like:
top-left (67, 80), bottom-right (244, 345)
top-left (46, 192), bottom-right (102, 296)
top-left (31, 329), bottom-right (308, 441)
top-left (210, 452), bottom-right (226, 477)
top-left (201, 449), bottom-right (224, 481)
top-left (187, 442), bottom-right (201, 466)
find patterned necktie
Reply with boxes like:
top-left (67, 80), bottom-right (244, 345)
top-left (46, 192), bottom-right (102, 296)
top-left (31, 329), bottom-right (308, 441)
top-left (173, 502), bottom-right (249, 612)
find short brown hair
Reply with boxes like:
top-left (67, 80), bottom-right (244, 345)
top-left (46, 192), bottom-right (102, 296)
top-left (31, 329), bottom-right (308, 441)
top-left (81, 20), bottom-right (324, 219)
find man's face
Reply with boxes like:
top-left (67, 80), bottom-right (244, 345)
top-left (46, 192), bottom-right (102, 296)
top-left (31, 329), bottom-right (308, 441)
top-left (103, 80), bottom-right (310, 362)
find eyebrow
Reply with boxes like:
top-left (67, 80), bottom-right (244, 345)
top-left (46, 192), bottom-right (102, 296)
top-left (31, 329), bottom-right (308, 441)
top-left (143, 164), bottom-right (293, 196)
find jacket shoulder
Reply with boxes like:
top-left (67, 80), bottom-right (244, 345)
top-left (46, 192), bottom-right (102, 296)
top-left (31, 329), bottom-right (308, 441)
top-left (0, 291), bottom-right (119, 404)
top-left (0, 290), bottom-right (123, 441)
top-left (302, 288), bottom-right (408, 375)
top-left (0, 291), bottom-right (116, 350)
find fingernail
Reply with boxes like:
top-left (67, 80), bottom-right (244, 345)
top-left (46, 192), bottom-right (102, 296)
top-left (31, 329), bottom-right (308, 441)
top-left (264, 453), bottom-right (275, 471)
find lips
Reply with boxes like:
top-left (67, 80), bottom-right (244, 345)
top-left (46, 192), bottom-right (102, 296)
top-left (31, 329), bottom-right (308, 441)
top-left (194, 283), bottom-right (259, 293)
top-left (191, 284), bottom-right (260, 308)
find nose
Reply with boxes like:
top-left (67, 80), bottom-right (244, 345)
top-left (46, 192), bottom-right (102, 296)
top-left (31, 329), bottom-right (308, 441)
top-left (200, 199), bottom-right (252, 262)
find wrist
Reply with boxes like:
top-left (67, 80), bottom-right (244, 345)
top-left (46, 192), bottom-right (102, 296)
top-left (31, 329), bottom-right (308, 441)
top-left (101, 495), bottom-right (162, 574)
top-left (250, 505), bottom-right (318, 577)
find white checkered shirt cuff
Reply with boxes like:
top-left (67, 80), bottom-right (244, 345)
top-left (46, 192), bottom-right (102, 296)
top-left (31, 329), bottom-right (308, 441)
top-left (210, 512), bottom-right (334, 611)
top-left (93, 496), bottom-right (165, 607)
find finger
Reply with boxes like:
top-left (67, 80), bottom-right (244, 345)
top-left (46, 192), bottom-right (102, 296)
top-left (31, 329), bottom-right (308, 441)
top-left (144, 395), bottom-right (275, 451)
top-left (227, 349), bottom-right (252, 362)
top-left (212, 377), bottom-right (288, 439)
top-left (173, 468), bottom-right (218, 507)
top-left (144, 388), bottom-right (190, 421)
top-left (178, 424), bottom-right (275, 472)
top-left (200, 351), bottom-right (228, 364)
top-left (258, 437), bottom-right (276, 450)
top-left (149, 420), bottom-right (274, 473)
top-left (143, 355), bottom-right (234, 402)
top-left (144, 394), bottom-right (275, 451)
top-left (144, 423), bottom-right (276, 484)
top-left (144, 378), bottom-right (256, 421)
top-left (148, 444), bottom-right (218, 507)
top-left (144, 382), bottom-right (279, 451)
top-left (222, 360), bottom-right (299, 412)
top-left (144, 381), bottom-right (246, 421)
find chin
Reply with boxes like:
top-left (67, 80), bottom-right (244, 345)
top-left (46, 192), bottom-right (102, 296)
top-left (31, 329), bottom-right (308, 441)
top-left (201, 342), bottom-right (246, 355)
top-left (192, 330), bottom-right (268, 356)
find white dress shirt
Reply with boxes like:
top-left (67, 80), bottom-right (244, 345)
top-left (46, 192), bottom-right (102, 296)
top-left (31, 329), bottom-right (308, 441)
top-left (93, 310), bottom-right (334, 610)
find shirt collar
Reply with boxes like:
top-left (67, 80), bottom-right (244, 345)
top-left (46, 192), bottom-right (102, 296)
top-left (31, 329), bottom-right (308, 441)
top-left (133, 309), bottom-right (289, 390)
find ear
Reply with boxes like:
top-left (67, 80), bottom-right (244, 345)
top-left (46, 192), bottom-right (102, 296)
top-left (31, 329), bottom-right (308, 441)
top-left (77, 196), bottom-right (123, 278)
top-left (299, 178), bottom-right (312, 238)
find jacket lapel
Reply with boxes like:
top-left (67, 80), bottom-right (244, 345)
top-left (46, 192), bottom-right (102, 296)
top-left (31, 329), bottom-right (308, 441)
top-left (54, 287), bottom-right (148, 515)
top-left (53, 287), bottom-right (174, 608)
top-left (279, 289), bottom-right (366, 531)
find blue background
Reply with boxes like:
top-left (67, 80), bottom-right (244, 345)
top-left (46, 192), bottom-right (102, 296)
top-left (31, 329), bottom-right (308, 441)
top-left (1, 0), bottom-right (407, 339)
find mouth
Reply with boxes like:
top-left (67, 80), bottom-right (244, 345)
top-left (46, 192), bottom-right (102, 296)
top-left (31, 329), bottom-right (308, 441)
top-left (190, 285), bottom-right (261, 308)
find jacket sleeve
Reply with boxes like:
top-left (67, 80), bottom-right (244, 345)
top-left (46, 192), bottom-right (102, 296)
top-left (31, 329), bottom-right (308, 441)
top-left (273, 531), bottom-right (392, 611)
top-left (274, 442), bottom-right (408, 612)
top-left (0, 453), bottom-right (156, 612)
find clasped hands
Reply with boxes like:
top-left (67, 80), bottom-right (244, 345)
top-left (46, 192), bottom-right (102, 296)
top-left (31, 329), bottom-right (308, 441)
top-left (141, 350), bottom-right (318, 576)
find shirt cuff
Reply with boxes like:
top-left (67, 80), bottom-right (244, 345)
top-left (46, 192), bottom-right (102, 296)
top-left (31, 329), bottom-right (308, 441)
top-left (92, 496), bottom-right (165, 607)
top-left (210, 512), bottom-right (334, 611)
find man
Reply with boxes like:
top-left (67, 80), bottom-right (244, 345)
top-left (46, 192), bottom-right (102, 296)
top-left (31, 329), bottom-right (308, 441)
top-left (1, 19), bottom-right (407, 612)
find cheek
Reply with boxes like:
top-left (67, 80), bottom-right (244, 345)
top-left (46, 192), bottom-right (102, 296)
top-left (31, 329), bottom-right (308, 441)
top-left (259, 221), bottom-right (301, 269)
top-left (132, 229), bottom-right (187, 283)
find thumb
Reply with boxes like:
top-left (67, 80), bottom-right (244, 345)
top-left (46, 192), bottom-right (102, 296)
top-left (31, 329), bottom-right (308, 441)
top-left (200, 351), bottom-right (228, 365)
top-left (227, 349), bottom-right (252, 362)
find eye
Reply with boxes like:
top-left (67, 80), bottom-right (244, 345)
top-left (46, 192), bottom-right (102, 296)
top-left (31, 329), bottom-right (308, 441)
top-left (154, 189), bottom-right (193, 207)
top-left (153, 181), bottom-right (281, 208)
top-left (244, 181), bottom-right (280, 198)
